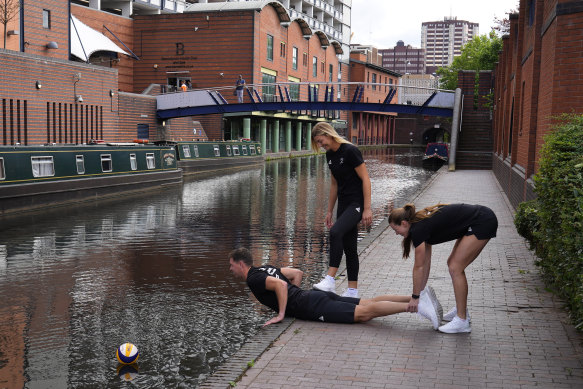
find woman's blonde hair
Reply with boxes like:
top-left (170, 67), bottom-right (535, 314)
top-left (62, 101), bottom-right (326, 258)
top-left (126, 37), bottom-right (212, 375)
top-left (388, 203), bottom-right (448, 258)
top-left (310, 122), bottom-right (351, 152)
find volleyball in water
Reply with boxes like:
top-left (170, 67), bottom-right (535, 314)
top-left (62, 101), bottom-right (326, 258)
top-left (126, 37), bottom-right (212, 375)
top-left (116, 343), bottom-right (139, 364)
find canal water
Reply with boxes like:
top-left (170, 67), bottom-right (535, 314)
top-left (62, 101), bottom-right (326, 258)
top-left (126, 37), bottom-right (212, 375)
top-left (0, 148), bottom-right (437, 388)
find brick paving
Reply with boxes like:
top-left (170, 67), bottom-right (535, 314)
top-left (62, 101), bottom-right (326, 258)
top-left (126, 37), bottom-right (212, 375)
top-left (202, 169), bottom-right (583, 389)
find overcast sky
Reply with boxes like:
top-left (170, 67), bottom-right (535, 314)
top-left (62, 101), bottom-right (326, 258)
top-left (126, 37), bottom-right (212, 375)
top-left (350, 0), bottom-right (518, 48)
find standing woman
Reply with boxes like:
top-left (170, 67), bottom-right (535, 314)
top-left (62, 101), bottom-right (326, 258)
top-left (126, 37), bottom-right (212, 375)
top-left (388, 203), bottom-right (498, 333)
top-left (311, 122), bottom-right (372, 298)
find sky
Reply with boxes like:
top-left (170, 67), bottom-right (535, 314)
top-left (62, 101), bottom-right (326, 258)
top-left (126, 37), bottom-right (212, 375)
top-left (350, 0), bottom-right (518, 48)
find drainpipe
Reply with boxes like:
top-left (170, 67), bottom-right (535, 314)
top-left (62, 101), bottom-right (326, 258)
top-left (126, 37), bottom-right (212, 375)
top-left (20, 0), bottom-right (24, 52)
top-left (448, 88), bottom-right (462, 171)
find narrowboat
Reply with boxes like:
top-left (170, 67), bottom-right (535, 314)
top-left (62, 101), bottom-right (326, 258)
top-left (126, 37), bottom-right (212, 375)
top-left (422, 142), bottom-right (449, 164)
top-left (0, 143), bottom-right (182, 216)
top-left (169, 140), bottom-right (263, 175)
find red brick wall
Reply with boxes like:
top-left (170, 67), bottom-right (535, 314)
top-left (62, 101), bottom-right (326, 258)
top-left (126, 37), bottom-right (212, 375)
top-left (0, 50), bottom-right (118, 145)
top-left (71, 4), bottom-right (135, 93)
top-left (22, 0), bottom-right (68, 60)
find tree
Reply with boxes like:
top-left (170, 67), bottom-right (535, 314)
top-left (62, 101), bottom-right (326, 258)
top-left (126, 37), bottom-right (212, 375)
top-left (0, 0), bottom-right (19, 49)
top-left (436, 31), bottom-right (502, 91)
top-left (492, 2), bottom-right (519, 36)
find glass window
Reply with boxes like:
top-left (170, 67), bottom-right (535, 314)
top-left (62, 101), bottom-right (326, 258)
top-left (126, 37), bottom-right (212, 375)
top-left (146, 153), bottom-right (155, 169)
top-left (292, 47), bottom-right (298, 70)
top-left (313, 56), bottom-right (317, 77)
top-left (267, 34), bottom-right (273, 61)
top-left (42, 9), bottom-right (50, 29)
top-left (249, 145), bottom-right (256, 155)
top-left (226, 145), bottom-right (232, 156)
top-left (213, 145), bottom-right (220, 157)
top-left (31, 156), bottom-right (55, 177)
top-left (289, 82), bottom-right (300, 101)
top-left (101, 154), bottom-right (112, 172)
top-left (130, 154), bottom-right (137, 170)
top-left (193, 145), bottom-right (199, 157)
top-left (182, 145), bottom-right (191, 158)
top-left (372, 73), bottom-right (377, 90)
top-left (329, 64), bottom-right (333, 82)
top-left (76, 155), bottom-right (85, 174)
top-left (280, 42), bottom-right (286, 57)
top-left (262, 72), bottom-right (276, 101)
top-left (242, 146), bottom-right (248, 155)
top-left (0, 158), bottom-right (5, 180)
top-left (232, 146), bottom-right (240, 156)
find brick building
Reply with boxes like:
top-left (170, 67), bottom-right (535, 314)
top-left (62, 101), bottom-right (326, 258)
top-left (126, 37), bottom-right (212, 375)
top-left (379, 40), bottom-right (425, 75)
top-left (492, 0), bottom-right (583, 208)
top-left (347, 52), bottom-right (400, 145)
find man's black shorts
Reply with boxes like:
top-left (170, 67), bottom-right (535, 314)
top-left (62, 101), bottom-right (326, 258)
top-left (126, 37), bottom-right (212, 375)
top-left (290, 290), bottom-right (360, 323)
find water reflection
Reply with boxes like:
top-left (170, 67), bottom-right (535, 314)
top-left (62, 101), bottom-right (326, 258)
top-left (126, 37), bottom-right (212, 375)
top-left (0, 148), bottom-right (434, 388)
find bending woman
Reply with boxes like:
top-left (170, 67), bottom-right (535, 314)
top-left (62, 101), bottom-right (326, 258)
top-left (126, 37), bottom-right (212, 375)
top-left (388, 203), bottom-right (498, 333)
top-left (311, 122), bottom-right (372, 298)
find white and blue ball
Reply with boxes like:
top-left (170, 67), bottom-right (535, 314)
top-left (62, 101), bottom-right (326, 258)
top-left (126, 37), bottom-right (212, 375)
top-left (116, 343), bottom-right (139, 364)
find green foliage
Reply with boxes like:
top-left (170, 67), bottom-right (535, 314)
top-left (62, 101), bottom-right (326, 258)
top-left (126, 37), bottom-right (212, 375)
top-left (517, 113), bottom-right (583, 330)
top-left (437, 31), bottom-right (503, 90)
top-left (514, 199), bottom-right (541, 249)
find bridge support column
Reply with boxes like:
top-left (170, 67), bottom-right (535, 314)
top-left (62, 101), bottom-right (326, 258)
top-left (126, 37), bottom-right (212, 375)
top-left (243, 118), bottom-right (251, 140)
top-left (285, 121), bottom-right (292, 152)
top-left (260, 119), bottom-right (267, 154)
top-left (296, 122), bottom-right (302, 150)
top-left (306, 123), bottom-right (312, 151)
top-left (448, 88), bottom-right (462, 171)
top-left (273, 120), bottom-right (280, 153)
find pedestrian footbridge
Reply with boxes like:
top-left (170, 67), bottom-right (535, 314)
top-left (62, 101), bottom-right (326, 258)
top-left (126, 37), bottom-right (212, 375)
top-left (156, 82), bottom-right (456, 119)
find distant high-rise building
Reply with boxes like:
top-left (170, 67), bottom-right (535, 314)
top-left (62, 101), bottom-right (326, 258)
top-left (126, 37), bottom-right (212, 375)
top-left (379, 41), bottom-right (425, 75)
top-left (422, 17), bottom-right (478, 74)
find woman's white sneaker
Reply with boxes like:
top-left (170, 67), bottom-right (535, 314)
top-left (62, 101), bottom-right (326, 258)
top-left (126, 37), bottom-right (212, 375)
top-left (438, 316), bottom-right (471, 333)
top-left (313, 275), bottom-right (336, 293)
top-left (443, 307), bottom-right (470, 322)
top-left (417, 292), bottom-right (440, 330)
top-left (341, 288), bottom-right (359, 298)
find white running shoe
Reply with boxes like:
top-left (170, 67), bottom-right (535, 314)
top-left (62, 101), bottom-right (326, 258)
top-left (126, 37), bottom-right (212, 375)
top-left (341, 288), bottom-right (359, 298)
top-left (438, 316), bottom-right (471, 333)
top-left (417, 292), bottom-right (440, 330)
top-left (423, 286), bottom-right (443, 323)
top-left (443, 307), bottom-right (471, 322)
top-left (313, 275), bottom-right (335, 293)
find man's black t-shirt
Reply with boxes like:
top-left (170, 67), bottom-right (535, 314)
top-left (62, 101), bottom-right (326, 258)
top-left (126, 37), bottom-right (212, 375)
top-left (246, 265), bottom-right (305, 316)
top-left (409, 204), bottom-right (493, 247)
top-left (325, 143), bottom-right (364, 207)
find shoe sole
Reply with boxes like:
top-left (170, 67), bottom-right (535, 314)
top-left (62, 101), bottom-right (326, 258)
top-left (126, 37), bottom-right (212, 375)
top-left (438, 326), bottom-right (471, 334)
top-left (313, 285), bottom-right (335, 293)
top-left (425, 286), bottom-right (443, 323)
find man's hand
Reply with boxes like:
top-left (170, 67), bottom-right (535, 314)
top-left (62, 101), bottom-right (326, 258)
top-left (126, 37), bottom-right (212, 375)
top-left (262, 314), bottom-right (285, 327)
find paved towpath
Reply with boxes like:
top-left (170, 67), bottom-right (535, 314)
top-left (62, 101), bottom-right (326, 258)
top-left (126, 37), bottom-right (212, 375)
top-left (205, 169), bottom-right (583, 388)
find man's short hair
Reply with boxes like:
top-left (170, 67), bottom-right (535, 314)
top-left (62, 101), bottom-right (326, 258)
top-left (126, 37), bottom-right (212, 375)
top-left (229, 247), bottom-right (253, 266)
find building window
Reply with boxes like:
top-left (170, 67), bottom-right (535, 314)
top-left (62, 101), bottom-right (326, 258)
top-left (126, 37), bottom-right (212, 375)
top-left (292, 47), bottom-right (298, 70)
top-left (303, 52), bottom-right (308, 66)
top-left (262, 72), bottom-right (276, 101)
top-left (289, 82), bottom-right (300, 101)
top-left (130, 154), bottom-right (137, 170)
top-left (100, 154), bottom-right (112, 173)
top-left (312, 56), bottom-right (317, 77)
top-left (372, 73), bottom-right (377, 90)
top-left (182, 145), bottom-right (191, 158)
top-left (76, 155), bottom-right (85, 174)
top-left (146, 153), bottom-right (155, 169)
top-left (280, 42), bottom-right (286, 57)
top-left (267, 34), bottom-right (273, 61)
top-left (42, 9), bottom-right (51, 29)
top-left (329, 64), bottom-right (333, 82)
top-left (31, 156), bottom-right (55, 177)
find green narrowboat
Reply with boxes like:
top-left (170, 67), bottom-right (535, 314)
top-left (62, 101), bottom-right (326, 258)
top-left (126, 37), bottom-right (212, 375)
top-left (0, 143), bottom-right (182, 216)
top-left (171, 140), bottom-right (263, 175)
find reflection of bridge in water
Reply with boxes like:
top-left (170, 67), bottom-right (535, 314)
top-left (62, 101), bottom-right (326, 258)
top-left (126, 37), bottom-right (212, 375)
top-left (156, 82), bottom-right (457, 119)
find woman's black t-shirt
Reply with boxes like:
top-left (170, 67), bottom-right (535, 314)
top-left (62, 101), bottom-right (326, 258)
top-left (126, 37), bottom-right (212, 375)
top-left (325, 143), bottom-right (364, 207)
top-left (409, 204), bottom-right (490, 247)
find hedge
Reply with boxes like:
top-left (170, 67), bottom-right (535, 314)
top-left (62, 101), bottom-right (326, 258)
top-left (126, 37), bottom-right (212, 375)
top-left (514, 113), bottom-right (583, 330)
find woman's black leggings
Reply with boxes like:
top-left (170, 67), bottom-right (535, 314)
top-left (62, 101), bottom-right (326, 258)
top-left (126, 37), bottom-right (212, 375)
top-left (329, 202), bottom-right (362, 282)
